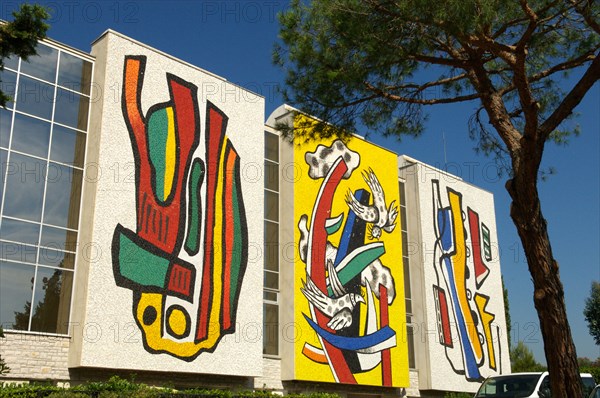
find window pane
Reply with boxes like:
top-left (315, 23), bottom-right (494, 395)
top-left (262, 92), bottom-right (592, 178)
top-left (3, 153), bottom-right (46, 222)
top-left (402, 230), bottom-right (408, 250)
top-left (43, 164), bottom-right (83, 229)
top-left (0, 149), bottom-right (6, 209)
top-left (263, 302), bottom-right (279, 356)
top-left (265, 160), bottom-right (278, 192)
top-left (264, 190), bottom-right (279, 222)
top-left (407, 324), bottom-right (416, 369)
top-left (11, 112), bottom-right (51, 158)
top-left (264, 270), bottom-right (279, 290)
top-left (1, 108), bottom-right (13, 148)
top-left (15, 75), bottom-right (54, 120)
top-left (58, 53), bottom-right (92, 95)
top-left (38, 248), bottom-right (74, 269)
top-left (50, 125), bottom-right (86, 167)
top-left (265, 221), bottom-right (279, 272)
top-left (0, 69), bottom-right (17, 109)
top-left (3, 55), bottom-right (19, 71)
top-left (40, 225), bottom-right (77, 252)
top-left (400, 206), bottom-right (407, 232)
top-left (264, 132), bottom-right (278, 162)
top-left (54, 88), bottom-right (89, 130)
top-left (263, 291), bottom-right (277, 302)
top-left (405, 298), bottom-right (412, 314)
top-left (20, 43), bottom-right (58, 83)
top-left (401, 206), bottom-right (407, 231)
top-left (0, 241), bottom-right (37, 264)
top-left (399, 181), bottom-right (406, 205)
top-left (0, 260), bottom-right (35, 330)
top-left (404, 260), bottom-right (412, 298)
top-left (30, 267), bottom-right (73, 334)
top-left (0, 218), bottom-right (40, 245)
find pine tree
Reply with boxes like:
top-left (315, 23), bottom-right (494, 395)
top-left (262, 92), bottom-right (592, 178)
top-left (584, 281), bottom-right (600, 345)
top-left (276, 1), bottom-right (599, 395)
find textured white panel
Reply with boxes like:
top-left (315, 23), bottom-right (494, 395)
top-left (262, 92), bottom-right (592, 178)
top-left (77, 31), bottom-right (264, 376)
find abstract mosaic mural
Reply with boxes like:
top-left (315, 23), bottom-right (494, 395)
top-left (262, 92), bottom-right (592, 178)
top-left (294, 121), bottom-right (409, 387)
top-left (111, 56), bottom-right (248, 361)
top-left (431, 179), bottom-right (501, 381)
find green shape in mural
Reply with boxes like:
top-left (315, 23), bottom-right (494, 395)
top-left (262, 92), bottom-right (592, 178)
top-left (117, 230), bottom-right (170, 288)
top-left (327, 243), bottom-right (385, 296)
top-left (147, 106), bottom-right (176, 203)
top-left (229, 156), bottom-right (245, 311)
top-left (185, 158), bottom-right (205, 255)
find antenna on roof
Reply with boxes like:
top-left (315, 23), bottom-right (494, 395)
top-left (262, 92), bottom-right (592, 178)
top-left (442, 131), bottom-right (447, 165)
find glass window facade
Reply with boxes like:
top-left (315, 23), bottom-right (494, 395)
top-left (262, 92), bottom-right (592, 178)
top-left (400, 180), bottom-right (416, 369)
top-left (0, 42), bottom-right (92, 335)
top-left (263, 130), bottom-right (279, 356)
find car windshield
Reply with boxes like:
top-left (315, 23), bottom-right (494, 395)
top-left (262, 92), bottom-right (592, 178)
top-left (475, 374), bottom-right (540, 397)
top-left (582, 378), bottom-right (596, 397)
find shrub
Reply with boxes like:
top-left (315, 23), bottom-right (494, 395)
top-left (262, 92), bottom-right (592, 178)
top-left (0, 379), bottom-right (342, 398)
top-left (444, 393), bottom-right (472, 398)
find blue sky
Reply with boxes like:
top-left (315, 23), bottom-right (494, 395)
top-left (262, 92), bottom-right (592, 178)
top-left (4, 0), bottom-right (598, 363)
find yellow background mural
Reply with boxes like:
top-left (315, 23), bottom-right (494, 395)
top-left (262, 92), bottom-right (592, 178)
top-left (292, 115), bottom-right (409, 387)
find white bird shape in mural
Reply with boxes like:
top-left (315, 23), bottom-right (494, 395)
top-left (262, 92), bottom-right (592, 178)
top-left (301, 262), bottom-right (365, 331)
top-left (345, 168), bottom-right (398, 240)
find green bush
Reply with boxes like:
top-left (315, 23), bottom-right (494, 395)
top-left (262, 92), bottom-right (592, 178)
top-left (444, 392), bottom-right (472, 398)
top-left (84, 375), bottom-right (141, 393)
top-left (286, 394), bottom-right (339, 398)
top-left (0, 378), bottom-right (343, 398)
top-left (0, 383), bottom-right (62, 398)
top-left (97, 391), bottom-right (159, 398)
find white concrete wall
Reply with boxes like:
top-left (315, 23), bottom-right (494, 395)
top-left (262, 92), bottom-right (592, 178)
top-left (70, 31), bottom-right (264, 376)
top-left (406, 370), bottom-right (421, 397)
top-left (255, 357), bottom-right (284, 391)
top-left (399, 157), bottom-right (510, 394)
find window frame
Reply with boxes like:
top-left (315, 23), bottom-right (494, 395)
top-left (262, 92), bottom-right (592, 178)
top-left (0, 40), bottom-right (94, 337)
top-left (399, 179), bottom-right (416, 369)
top-left (262, 129), bottom-right (280, 357)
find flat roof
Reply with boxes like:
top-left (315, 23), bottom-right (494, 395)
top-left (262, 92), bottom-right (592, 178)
top-left (91, 29), bottom-right (263, 99)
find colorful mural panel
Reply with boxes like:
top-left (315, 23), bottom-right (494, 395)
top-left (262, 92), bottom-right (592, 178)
top-left (431, 179), bottom-right (501, 381)
top-left (111, 56), bottom-right (248, 361)
top-left (294, 119), bottom-right (409, 387)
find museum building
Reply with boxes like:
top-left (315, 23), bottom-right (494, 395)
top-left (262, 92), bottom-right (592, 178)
top-left (0, 30), bottom-right (510, 397)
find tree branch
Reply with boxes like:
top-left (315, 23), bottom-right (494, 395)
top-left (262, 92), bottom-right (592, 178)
top-left (464, 50), bottom-right (523, 155)
top-left (488, 47), bottom-right (599, 97)
top-left (379, 72), bottom-right (469, 92)
top-left (516, 0), bottom-right (539, 51)
top-left (539, 51), bottom-right (600, 139)
top-left (529, 48), bottom-right (598, 83)
top-left (363, 81), bottom-right (480, 104)
top-left (304, 92), bottom-right (382, 110)
top-left (568, 0), bottom-right (600, 34)
top-left (466, 35), bottom-right (517, 65)
top-left (511, 2), bottom-right (541, 139)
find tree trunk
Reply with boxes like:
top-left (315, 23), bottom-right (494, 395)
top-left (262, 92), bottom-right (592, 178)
top-left (506, 176), bottom-right (582, 397)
